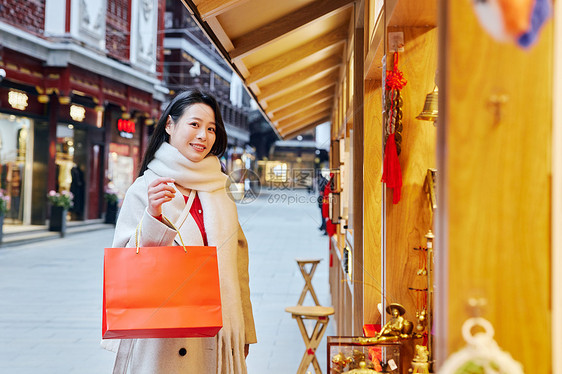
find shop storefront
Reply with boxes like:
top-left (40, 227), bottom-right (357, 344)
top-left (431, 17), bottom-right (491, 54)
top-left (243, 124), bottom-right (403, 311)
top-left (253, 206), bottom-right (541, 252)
top-left (42, 68), bottom-right (158, 222)
top-left (0, 81), bottom-right (50, 225)
top-left (54, 99), bottom-right (104, 221)
top-left (182, 0), bottom-right (560, 372)
top-left (106, 106), bottom-right (145, 202)
top-left (0, 112), bottom-right (33, 224)
top-left (1, 47), bottom-right (161, 225)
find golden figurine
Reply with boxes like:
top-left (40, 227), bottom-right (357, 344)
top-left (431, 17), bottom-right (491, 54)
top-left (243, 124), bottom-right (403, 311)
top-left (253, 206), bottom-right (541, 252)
top-left (331, 352), bottom-right (349, 373)
top-left (347, 349), bottom-right (367, 370)
top-left (410, 345), bottom-right (430, 374)
top-left (376, 303), bottom-right (413, 342)
top-left (355, 303), bottom-right (413, 345)
top-left (415, 309), bottom-right (427, 336)
top-left (347, 361), bottom-right (377, 373)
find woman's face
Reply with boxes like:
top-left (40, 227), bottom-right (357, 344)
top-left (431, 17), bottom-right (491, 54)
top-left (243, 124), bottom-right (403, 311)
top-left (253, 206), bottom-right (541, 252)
top-left (166, 103), bottom-right (217, 163)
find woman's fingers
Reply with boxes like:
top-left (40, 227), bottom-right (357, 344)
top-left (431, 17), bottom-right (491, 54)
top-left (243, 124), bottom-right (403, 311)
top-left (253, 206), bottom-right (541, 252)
top-left (148, 178), bottom-right (175, 193)
top-left (147, 177), bottom-right (176, 217)
top-left (149, 177), bottom-right (175, 187)
top-left (150, 195), bottom-right (173, 207)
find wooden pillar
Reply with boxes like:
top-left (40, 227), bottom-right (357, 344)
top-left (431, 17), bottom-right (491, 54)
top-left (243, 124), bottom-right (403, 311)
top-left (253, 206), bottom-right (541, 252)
top-left (352, 17), bottom-right (365, 335)
top-left (436, 0), bottom-right (553, 370)
top-left (363, 79), bottom-right (383, 325)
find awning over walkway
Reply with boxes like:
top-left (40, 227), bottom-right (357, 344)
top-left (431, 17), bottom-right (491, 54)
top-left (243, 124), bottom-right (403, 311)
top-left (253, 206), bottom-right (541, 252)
top-left (181, 0), bottom-right (355, 139)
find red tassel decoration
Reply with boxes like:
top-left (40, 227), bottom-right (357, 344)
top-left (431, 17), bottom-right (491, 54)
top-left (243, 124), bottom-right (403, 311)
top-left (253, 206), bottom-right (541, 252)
top-left (382, 133), bottom-right (402, 204)
top-left (381, 52), bottom-right (406, 204)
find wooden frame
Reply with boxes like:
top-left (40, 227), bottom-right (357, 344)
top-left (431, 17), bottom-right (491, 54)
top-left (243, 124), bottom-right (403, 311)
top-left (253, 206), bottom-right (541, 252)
top-left (196, 0), bottom-right (250, 20)
top-left (259, 56), bottom-right (342, 100)
top-left (553, 0), bottom-right (562, 368)
top-left (271, 90), bottom-right (334, 122)
top-left (352, 10), bottom-right (364, 336)
top-left (246, 26), bottom-right (348, 85)
top-left (229, 0), bottom-right (354, 59)
top-left (326, 337), bottom-right (402, 373)
top-left (266, 72), bottom-right (339, 112)
top-left (279, 115), bottom-right (332, 138)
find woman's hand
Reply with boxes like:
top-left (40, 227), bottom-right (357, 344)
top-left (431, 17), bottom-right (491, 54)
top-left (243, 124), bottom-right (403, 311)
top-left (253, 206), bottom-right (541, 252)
top-left (244, 344), bottom-right (249, 358)
top-left (147, 177), bottom-right (176, 217)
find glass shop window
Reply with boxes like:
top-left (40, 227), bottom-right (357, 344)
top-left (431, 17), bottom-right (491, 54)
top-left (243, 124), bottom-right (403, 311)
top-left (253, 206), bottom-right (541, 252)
top-left (0, 113), bottom-right (32, 224)
top-left (55, 124), bottom-right (87, 220)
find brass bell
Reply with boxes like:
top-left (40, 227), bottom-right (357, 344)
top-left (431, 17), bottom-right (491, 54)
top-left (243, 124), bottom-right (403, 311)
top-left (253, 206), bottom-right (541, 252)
top-left (417, 86), bottom-right (438, 121)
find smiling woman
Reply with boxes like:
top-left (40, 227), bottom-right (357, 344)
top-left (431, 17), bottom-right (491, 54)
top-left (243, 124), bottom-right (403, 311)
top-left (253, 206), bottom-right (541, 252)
top-left (102, 89), bottom-right (257, 373)
top-left (165, 102), bottom-right (217, 163)
top-left (137, 89), bottom-right (228, 177)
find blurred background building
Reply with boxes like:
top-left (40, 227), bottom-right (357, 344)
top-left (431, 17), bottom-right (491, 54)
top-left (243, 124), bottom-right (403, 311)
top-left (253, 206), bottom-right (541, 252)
top-left (0, 0), bottom-right (327, 228)
top-left (0, 0), bottom-right (167, 225)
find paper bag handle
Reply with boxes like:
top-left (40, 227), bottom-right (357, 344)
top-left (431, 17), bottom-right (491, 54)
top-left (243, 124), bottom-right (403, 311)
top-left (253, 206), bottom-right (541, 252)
top-left (134, 214), bottom-right (188, 254)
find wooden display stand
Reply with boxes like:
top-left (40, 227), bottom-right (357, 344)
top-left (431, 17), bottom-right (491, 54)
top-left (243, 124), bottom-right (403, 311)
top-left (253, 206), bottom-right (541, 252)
top-left (295, 258), bottom-right (322, 306)
top-left (285, 306), bottom-right (335, 374)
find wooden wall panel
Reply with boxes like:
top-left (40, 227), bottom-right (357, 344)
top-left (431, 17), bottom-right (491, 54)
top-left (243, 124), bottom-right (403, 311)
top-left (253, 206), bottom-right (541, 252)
top-left (385, 26), bottom-right (437, 324)
top-left (441, 0), bottom-right (552, 370)
top-left (363, 78), bottom-right (383, 325)
top-left (331, 240), bottom-right (355, 335)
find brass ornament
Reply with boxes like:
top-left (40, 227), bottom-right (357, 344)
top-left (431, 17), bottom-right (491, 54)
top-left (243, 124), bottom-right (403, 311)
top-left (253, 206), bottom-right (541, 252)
top-left (385, 89), bottom-right (404, 155)
top-left (355, 303), bottom-right (413, 344)
top-left (417, 86), bottom-right (438, 122)
top-left (410, 345), bottom-right (430, 374)
top-left (347, 361), bottom-right (377, 373)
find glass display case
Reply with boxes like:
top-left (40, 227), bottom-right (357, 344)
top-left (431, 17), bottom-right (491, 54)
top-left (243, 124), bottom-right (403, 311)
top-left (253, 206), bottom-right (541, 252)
top-left (327, 336), bottom-right (401, 373)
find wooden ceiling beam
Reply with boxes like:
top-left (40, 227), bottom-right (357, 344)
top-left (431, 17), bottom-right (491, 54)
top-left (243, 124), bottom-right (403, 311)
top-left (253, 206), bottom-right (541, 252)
top-left (278, 111), bottom-right (331, 135)
top-left (205, 16), bottom-right (235, 51)
top-left (245, 25), bottom-right (347, 85)
top-left (229, 0), bottom-right (354, 60)
top-left (271, 100), bottom-right (333, 123)
top-left (266, 72), bottom-right (339, 112)
top-left (259, 55), bottom-right (342, 100)
top-left (277, 107), bottom-right (332, 130)
top-left (270, 87), bottom-right (334, 121)
top-left (197, 0), bottom-right (250, 20)
top-left (281, 118), bottom-right (330, 139)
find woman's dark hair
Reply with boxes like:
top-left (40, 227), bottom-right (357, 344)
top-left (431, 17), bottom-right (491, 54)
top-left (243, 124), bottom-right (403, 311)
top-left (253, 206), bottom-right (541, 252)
top-left (137, 89), bottom-right (228, 177)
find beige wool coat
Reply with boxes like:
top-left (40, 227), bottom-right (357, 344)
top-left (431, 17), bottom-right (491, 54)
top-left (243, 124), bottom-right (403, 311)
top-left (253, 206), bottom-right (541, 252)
top-left (105, 152), bottom-right (257, 373)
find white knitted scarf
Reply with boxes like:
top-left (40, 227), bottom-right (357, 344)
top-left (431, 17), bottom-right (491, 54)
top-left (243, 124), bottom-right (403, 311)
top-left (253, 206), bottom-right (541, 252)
top-left (148, 142), bottom-right (229, 192)
top-left (142, 143), bottom-right (246, 373)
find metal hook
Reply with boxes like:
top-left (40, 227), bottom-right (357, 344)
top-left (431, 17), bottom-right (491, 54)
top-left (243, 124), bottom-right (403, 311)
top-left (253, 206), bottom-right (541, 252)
top-left (467, 297), bottom-right (488, 317)
top-left (488, 94), bottom-right (509, 124)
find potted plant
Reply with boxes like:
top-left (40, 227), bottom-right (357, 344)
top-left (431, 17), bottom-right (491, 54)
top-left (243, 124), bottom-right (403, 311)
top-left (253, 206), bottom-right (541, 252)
top-left (104, 188), bottom-right (119, 225)
top-left (0, 190), bottom-right (8, 244)
top-left (47, 190), bottom-right (73, 237)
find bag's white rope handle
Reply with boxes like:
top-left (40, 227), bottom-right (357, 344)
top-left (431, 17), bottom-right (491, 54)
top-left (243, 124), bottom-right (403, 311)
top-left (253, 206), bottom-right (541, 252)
top-left (135, 214), bottom-right (188, 254)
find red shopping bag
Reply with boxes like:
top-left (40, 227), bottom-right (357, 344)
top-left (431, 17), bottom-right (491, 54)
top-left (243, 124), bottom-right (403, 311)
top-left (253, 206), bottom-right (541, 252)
top-left (102, 243), bottom-right (223, 339)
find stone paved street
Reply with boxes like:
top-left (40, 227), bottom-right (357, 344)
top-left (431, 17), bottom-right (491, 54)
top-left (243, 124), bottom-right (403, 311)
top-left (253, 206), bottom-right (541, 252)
top-left (0, 189), bottom-right (333, 373)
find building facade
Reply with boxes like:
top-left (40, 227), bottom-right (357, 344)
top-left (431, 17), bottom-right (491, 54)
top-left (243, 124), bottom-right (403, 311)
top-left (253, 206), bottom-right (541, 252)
top-left (0, 0), bottom-right (167, 225)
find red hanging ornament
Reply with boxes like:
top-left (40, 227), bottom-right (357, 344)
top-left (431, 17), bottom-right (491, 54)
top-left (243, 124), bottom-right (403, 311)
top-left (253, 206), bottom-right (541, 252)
top-left (381, 52), bottom-right (406, 204)
top-left (385, 52), bottom-right (407, 91)
top-left (382, 133), bottom-right (402, 204)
